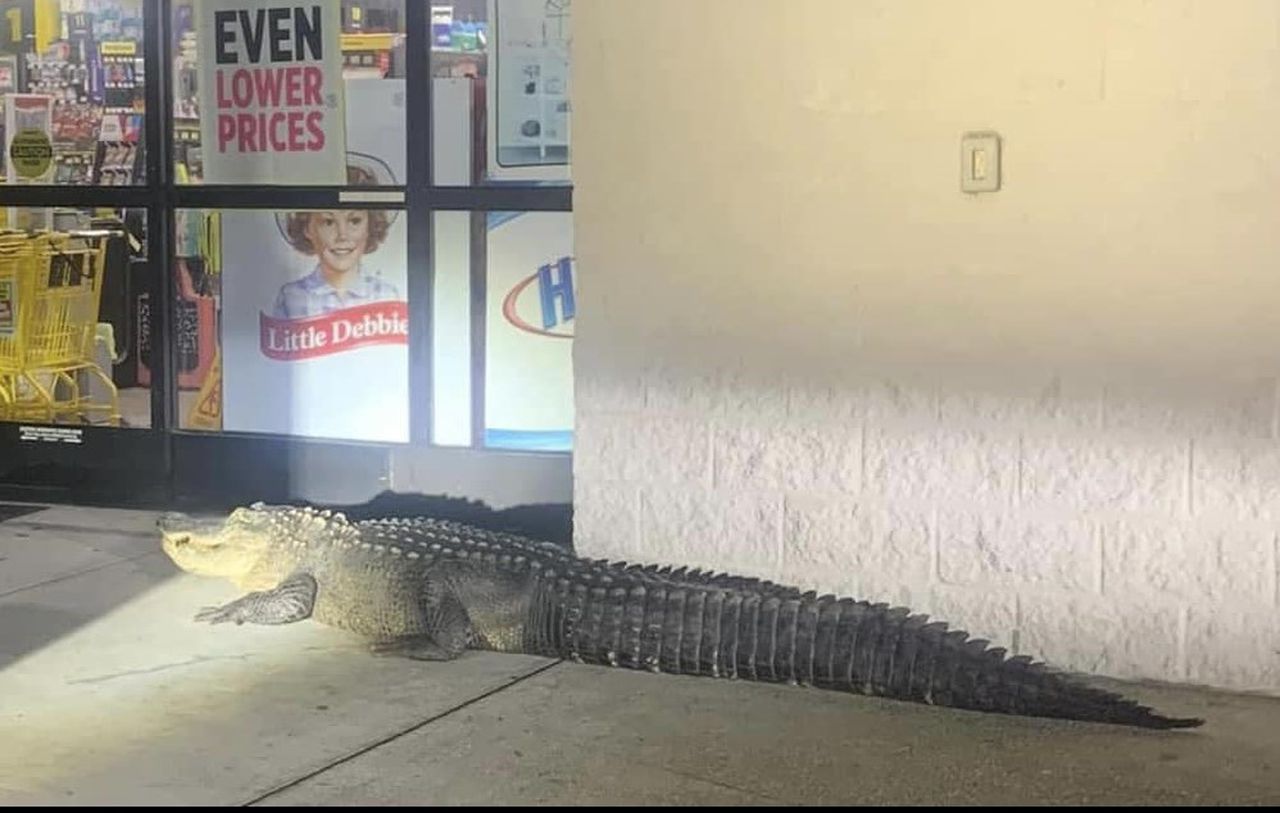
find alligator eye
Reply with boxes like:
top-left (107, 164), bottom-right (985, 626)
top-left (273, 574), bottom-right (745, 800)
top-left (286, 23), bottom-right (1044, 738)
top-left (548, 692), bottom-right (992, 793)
top-left (169, 534), bottom-right (191, 547)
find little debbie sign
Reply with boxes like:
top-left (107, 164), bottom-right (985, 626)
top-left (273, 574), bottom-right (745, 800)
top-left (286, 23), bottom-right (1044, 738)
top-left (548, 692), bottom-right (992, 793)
top-left (260, 301), bottom-right (408, 360)
top-left (197, 1), bottom-right (346, 184)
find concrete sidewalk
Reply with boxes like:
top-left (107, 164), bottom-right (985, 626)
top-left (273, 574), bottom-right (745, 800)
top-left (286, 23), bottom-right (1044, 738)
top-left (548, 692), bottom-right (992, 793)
top-left (1, 503), bottom-right (1278, 806)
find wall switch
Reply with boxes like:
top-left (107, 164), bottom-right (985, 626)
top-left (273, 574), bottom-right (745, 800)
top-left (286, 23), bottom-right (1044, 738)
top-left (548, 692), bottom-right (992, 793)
top-left (961, 131), bottom-right (1001, 193)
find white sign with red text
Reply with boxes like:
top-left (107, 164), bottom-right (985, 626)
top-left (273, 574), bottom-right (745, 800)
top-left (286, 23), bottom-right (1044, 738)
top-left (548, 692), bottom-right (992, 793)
top-left (220, 209), bottom-right (409, 443)
top-left (196, 0), bottom-right (346, 184)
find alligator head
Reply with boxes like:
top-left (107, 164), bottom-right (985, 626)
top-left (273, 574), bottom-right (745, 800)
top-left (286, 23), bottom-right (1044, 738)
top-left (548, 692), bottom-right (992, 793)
top-left (158, 502), bottom-right (336, 589)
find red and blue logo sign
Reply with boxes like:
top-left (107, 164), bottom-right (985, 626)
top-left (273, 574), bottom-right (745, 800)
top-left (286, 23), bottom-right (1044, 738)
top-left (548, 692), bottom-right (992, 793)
top-left (501, 255), bottom-right (575, 338)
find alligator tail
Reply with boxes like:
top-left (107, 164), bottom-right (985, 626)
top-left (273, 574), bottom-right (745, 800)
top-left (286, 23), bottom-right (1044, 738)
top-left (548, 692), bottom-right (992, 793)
top-left (530, 579), bottom-right (1202, 730)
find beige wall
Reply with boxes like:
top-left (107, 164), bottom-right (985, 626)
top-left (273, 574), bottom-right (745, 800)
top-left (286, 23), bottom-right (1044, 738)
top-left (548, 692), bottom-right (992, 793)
top-left (571, 0), bottom-right (1280, 692)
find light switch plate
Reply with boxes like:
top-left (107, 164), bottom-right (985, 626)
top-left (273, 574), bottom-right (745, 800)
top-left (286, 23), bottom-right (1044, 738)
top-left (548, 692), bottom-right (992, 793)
top-left (961, 131), bottom-right (1001, 193)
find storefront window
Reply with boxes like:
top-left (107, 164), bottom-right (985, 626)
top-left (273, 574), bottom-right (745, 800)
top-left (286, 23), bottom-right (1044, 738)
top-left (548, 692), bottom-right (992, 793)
top-left (171, 0), bottom-right (406, 185)
top-left (430, 0), bottom-right (570, 186)
top-left (432, 208), bottom-right (572, 450)
top-left (0, 0), bottom-right (146, 186)
top-left (0, 206), bottom-right (150, 428)
top-left (0, 4), bottom-right (570, 462)
top-left (175, 205), bottom-right (408, 443)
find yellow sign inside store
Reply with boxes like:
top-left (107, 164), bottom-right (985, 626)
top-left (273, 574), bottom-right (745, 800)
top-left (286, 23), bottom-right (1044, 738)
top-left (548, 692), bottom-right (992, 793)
top-left (9, 128), bottom-right (52, 179)
top-left (341, 32), bottom-right (396, 52)
top-left (188, 349), bottom-right (222, 430)
top-left (99, 40), bottom-right (136, 56)
top-left (3, 0), bottom-right (59, 54)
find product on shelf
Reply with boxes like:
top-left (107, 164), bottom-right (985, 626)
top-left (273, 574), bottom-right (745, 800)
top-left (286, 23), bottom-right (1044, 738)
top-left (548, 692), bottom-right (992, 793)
top-left (0, 1), bottom-right (147, 187)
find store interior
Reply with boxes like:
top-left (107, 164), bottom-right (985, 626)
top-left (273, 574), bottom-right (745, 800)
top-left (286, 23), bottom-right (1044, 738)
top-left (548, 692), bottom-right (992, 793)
top-left (0, 1), bottom-right (150, 429)
top-left (0, 1), bottom-right (417, 432)
top-left (1, 1), bottom-right (570, 447)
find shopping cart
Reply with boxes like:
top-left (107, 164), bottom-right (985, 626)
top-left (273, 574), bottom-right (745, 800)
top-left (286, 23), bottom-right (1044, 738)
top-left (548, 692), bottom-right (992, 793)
top-left (0, 232), bottom-right (36, 421)
top-left (0, 229), bottom-right (122, 425)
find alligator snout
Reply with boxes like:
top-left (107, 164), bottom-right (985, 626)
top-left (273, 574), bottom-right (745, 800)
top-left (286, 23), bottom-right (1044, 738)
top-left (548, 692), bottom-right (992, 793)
top-left (157, 512), bottom-right (188, 531)
top-left (157, 512), bottom-right (225, 536)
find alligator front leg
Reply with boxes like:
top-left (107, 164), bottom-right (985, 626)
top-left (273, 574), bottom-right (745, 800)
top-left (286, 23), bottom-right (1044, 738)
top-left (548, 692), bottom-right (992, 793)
top-left (193, 573), bottom-right (318, 625)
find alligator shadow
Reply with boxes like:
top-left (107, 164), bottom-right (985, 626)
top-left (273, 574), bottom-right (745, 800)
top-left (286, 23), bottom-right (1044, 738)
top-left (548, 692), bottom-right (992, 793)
top-left (0, 504), bottom-right (46, 522)
top-left (164, 490), bottom-right (575, 552)
top-left (312, 491), bottom-right (574, 552)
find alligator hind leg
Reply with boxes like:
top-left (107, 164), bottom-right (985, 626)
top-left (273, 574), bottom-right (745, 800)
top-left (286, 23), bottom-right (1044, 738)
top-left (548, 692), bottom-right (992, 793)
top-left (369, 635), bottom-right (468, 661)
top-left (369, 594), bottom-right (473, 661)
top-left (194, 573), bottom-right (317, 625)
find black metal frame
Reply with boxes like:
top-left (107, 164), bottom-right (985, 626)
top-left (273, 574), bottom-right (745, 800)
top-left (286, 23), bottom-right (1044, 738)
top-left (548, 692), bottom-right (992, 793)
top-left (0, 0), bottom-right (573, 509)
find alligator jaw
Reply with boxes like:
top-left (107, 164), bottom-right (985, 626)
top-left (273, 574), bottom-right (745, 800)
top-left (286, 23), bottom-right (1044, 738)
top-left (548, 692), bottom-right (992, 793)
top-left (156, 510), bottom-right (266, 583)
top-left (157, 512), bottom-right (229, 546)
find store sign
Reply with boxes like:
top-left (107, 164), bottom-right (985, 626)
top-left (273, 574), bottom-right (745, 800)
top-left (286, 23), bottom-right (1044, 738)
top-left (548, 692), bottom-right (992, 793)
top-left (9, 127), bottom-right (51, 178)
top-left (0, 0), bottom-right (35, 57)
top-left (501, 255), bottom-right (574, 338)
top-left (220, 208), bottom-right (408, 443)
top-left (3, 94), bottom-right (53, 183)
top-left (195, 0), bottom-right (347, 184)
top-left (485, 212), bottom-right (574, 450)
top-left (259, 300), bottom-right (408, 360)
top-left (487, 0), bottom-right (571, 182)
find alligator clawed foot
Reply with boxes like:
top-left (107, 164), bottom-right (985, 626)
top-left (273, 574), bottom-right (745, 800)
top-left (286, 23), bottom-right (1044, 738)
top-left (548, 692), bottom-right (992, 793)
top-left (194, 605), bottom-right (244, 625)
top-left (368, 635), bottom-right (464, 661)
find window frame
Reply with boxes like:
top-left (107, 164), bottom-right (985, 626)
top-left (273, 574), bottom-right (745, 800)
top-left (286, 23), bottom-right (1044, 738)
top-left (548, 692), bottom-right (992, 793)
top-left (0, 0), bottom-right (574, 460)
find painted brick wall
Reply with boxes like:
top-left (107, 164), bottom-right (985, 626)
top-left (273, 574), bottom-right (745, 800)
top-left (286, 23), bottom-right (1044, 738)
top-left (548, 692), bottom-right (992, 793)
top-left (571, 0), bottom-right (1280, 693)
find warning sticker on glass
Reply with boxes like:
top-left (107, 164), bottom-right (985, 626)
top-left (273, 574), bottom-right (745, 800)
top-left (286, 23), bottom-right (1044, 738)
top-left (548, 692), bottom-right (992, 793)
top-left (18, 426), bottom-right (84, 444)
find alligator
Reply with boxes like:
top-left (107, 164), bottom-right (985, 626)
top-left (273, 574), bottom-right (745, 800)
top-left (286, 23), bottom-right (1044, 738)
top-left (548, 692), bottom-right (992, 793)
top-left (157, 503), bottom-right (1203, 730)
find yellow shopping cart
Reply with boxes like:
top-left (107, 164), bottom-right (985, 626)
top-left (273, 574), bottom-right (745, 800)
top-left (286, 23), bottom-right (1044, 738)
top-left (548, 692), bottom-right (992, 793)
top-left (0, 229), bottom-right (121, 425)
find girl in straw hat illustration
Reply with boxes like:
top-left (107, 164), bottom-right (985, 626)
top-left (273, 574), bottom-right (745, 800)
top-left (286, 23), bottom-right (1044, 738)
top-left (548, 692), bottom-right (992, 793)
top-left (272, 157), bottom-right (401, 320)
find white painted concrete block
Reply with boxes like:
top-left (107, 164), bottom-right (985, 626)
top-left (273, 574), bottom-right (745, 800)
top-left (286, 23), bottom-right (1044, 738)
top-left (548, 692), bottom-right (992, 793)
top-left (937, 508), bottom-right (1095, 591)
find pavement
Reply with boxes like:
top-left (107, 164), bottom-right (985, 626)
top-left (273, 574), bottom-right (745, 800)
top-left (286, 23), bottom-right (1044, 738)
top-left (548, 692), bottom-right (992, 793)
top-left (1, 502), bottom-right (1279, 806)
